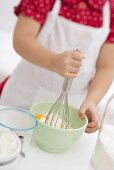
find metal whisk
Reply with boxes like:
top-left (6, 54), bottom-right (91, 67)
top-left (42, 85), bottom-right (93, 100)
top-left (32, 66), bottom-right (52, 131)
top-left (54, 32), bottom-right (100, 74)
top-left (45, 45), bottom-right (79, 129)
top-left (45, 78), bottom-right (72, 129)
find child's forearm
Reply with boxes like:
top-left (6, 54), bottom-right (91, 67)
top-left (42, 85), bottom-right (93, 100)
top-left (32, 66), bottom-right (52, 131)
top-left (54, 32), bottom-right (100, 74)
top-left (85, 43), bottom-right (114, 104)
top-left (13, 15), bottom-right (57, 71)
top-left (86, 68), bottom-right (114, 104)
top-left (14, 33), bottom-right (56, 71)
top-left (13, 16), bottom-right (84, 78)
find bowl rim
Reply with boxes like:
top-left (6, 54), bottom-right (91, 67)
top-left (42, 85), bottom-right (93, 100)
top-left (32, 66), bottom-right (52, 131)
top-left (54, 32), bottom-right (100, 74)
top-left (31, 101), bottom-right (88, 132)
top-left (0, 107), bottom-right (38, 131)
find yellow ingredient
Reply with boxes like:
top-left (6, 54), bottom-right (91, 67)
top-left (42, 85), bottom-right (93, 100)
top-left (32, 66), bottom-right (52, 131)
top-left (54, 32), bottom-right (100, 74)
top-left (35, 114), bottom-right (46, 120)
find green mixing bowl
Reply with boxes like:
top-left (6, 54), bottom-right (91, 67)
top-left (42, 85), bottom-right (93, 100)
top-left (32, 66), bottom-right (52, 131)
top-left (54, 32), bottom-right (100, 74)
top-left (31, 102), bottom-right (88, 153)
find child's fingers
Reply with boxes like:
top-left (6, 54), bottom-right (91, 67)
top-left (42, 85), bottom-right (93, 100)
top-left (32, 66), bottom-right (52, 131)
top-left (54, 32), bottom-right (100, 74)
top-left (85, 125), bottom-right (99, 133)
top-left (68, 66), bottom-right (80, 73)
top-left (85, 118), bottom-right (99, 133)
top-left (87, 112), bottom-right (99, 127)
top-left (87, 120), bottom-right (99, 128)
top-left (72, 51), bottom-right (85, 61)
top-left (65, 72), bottom-right (78, 78)
top-left (79, 107), bottom-right (86, 119)
top-left (85, 120), bottom-right (99, 134)
top-left (70, 59), bottom-right (82, 67)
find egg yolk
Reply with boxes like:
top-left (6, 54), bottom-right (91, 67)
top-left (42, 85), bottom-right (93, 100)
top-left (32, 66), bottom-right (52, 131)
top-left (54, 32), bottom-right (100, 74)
top-left (35, 114), bottom-right (44, 120)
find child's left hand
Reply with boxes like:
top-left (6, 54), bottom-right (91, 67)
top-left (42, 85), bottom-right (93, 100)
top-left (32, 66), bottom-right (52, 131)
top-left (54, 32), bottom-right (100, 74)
top-left (79, 99), bottom-right (99, 133)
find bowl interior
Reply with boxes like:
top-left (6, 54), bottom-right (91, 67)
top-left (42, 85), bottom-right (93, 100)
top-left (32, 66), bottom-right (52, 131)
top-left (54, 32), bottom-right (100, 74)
top-left (0, 108), bottom-right (37, 131)
top-left (0, 108), bottom-right (38, 152)
top-left (31, 102), bottom-right (87, 129)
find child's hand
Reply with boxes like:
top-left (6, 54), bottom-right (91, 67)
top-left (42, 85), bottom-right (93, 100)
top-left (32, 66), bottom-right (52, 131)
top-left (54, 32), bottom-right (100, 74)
top-left (51, 50), bottom-right (84, 78)
top-left (79, 99), bottom-right (99, 133)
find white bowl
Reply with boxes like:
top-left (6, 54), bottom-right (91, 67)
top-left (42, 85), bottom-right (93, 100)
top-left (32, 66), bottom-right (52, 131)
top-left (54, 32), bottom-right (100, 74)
top-left (0, 107), bottom-right (38, 152)
top-left (0, 127), bottom-right (21, 164)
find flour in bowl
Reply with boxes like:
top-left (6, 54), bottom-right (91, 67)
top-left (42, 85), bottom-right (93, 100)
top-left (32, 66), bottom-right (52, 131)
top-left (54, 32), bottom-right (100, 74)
top-left (92, 124), bottom-right (114, 170)
top-left (36, 113), bottom-right (73, 129)
top-left (0, 128), bottom-right (18, 156)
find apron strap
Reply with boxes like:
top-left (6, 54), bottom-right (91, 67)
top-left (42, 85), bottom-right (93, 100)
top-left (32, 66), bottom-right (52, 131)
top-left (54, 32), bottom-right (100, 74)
top-left (51, 0), bottom-right (110, 29)
top-left (51, 0), bottom-right (61, 17)
top-left (103, 1), bottom-right (110, 28)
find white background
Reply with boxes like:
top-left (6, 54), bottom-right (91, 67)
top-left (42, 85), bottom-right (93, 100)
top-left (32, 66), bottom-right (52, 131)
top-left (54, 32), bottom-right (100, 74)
top-left (0, 0), bottom-right (20, 33)
top-left (0, 0), bottom-right (21, 81)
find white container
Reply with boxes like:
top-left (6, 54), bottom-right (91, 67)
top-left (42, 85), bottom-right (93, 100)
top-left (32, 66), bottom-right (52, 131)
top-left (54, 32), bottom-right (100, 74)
top-left (0, 127), bottom-right (21, 164)
top-left (89, 94), bottom-right (114, 170)
top-left (0, 127), bottom-right (21, 170)
top-left (0, 107), bottom-right (38, 151)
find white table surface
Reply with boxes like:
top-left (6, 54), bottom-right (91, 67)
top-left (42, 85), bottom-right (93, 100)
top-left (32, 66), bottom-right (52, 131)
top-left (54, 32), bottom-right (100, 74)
top-left (0, 105), bottom-right (98, 170)
top-left (18, 133), bottom-right (97, 170)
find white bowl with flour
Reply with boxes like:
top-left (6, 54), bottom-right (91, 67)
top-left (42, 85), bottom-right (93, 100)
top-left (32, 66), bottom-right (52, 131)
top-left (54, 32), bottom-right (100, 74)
top-left (0, 127), bottom-right (21, 168)
top-left (91, 124), bottom-right (114, 170)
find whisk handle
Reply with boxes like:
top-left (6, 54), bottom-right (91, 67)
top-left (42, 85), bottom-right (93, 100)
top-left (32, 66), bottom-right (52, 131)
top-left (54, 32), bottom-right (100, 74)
top-left (62, 44), bottom-right (79, 93)
top-left (62, 78), bottom-right (73, 92)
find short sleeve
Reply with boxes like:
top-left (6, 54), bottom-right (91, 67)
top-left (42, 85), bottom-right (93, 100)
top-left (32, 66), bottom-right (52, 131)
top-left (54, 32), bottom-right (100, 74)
top-left (106, 0), bottom-right (114, 43)
top-left (14, 0), bottom-right (55, 25)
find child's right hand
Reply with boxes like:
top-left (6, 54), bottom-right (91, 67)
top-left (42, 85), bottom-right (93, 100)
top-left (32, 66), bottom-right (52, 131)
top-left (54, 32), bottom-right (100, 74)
top-left (50, 50), bottom-right (85, 78)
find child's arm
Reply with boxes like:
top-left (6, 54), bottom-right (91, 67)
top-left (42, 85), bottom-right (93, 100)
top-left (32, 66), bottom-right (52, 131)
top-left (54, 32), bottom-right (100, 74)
top-left (13, 15), bottom-right (84, 78)
top-left (80, 43), bottom-right (114, 133)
